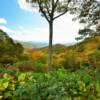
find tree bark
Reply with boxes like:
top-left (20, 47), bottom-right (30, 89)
top-left (48, 21), bottom-right (53, 71)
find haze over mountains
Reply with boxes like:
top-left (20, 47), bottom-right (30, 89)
top-left (16, 40), bottom-right (76, 48)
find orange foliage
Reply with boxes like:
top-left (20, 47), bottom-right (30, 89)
top-left (27, 49), bottom-right (44, 61)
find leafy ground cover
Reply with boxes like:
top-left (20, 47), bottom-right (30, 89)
top-left (0, 68), bottom-right (99, 100)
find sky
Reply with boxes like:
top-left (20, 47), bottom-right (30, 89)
top-left (0, 0), bottom-right (82, 44)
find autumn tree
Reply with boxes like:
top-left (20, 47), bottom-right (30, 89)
top-left (26, 0), bottom-right (73, 71)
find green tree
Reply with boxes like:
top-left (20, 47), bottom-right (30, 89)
top-left (26, 0), bottom-right (73, 71)
top-left (72, 0), bottom-right (100, 40)
top-left (75, 28), bottom-right (95, 41)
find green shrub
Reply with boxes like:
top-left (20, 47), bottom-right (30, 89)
top-left (62, 52), bottom-right (79, 71)
top-left (0, 69), bottom-right (99, 100)
top-left (77, 44), bottom-right (85, 52)
top-left (89, 50), bottom-right (100, 67)
top-left (34, 62), bottom-right (46, 72)
top-left (94, 68), bottom-right (100, 83)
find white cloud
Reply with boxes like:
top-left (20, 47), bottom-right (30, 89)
top-left (17, 0), bottom-right (81, 43)
top-left (0, 13), bottom-right (81, 43)
top-left (0, 18), bottom-right (7, 24)
top-left (0, 24), bottom-right (48, 42)
top-left (53, 13), bottom-right (82, 43)
top-left (18, 0), bottom-right (38, 12)
top-left (0, 26), bottom-right (14, 33)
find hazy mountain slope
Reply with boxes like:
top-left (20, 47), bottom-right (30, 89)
top-left (39, 36), bottom-right (100, 59)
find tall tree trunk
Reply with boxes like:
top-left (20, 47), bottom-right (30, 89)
top-left (48, 21), bottom-right (53, 71)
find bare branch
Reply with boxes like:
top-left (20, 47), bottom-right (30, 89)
top-left (51, 0), bottom-right (59, 17)
top-left (38, 0), bottom-right (50, 22)
top-left (53, 9), bottom-right (68, 20)
top-left (53, 0), bottom-right (71, 20)
top-left (54, 0), bottom-right (59, 9)
top-left (50, 0), bottom-right (55, 17)
top-left (45, 2), bottom-right (51, 17)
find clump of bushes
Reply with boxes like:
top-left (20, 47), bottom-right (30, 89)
top-left (62, 52), bottom-right (80, 71)
top-left (0, 69), bottom-right (99, 100)
top-left (89, 50), bottom-right (100, 68)
top-left (77, 44), bottom-right (85, 52)
top-left (34, 62), bottom-right (46, 73)
top-left (12, 58), bottom-right (36, 72)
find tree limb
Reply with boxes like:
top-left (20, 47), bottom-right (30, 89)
top-left (45, 1), bottom-right (51, 17)
top-left (38, 0), bottom-right (50, 22)
top-left (54, 0), bottom-right (59, 9)
top-left (53, 0), bottom-right (71, 20)
top-left (53, 9), bottom-right (68, 20)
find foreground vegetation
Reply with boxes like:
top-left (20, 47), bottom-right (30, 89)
top-left (0, 68), bottom-right (100, 100)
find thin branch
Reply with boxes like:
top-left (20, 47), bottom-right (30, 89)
top-left (50, 0), bottom-right (55, 17)
top-left (54, 0), bottom-right (59, 9)
top-left (51, 0), bottom-right (59, 17)
top-left (53, 9), bottom-right (68, 20)
top-left (45, 1), bottom-right (51, 17)
top-left (38, 1), bottom-right (50, 22)
top-left (53, 0), bottom-right (71, 20)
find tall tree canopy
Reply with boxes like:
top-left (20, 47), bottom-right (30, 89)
top-left (72, 0), bottom-right (100, 40)
top-left (26, 0), bottom-right (74, 70)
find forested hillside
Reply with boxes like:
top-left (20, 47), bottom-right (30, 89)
top-left (0, 30), bottom-right (24, 66)
top-left (26, 37), bottom-right (100, 79)
top-left (0, 26), bottom-right (100, 100)
top-left (0, 29), bottom-right (99, 99)
top-left (0, 0), bottom-right (100, 99)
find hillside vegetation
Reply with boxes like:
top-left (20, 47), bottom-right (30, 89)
top-left (0, 30), bottom-right (100, 100)
top-left (26, 36), bottom-right (100, 71)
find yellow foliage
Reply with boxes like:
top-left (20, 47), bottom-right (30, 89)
top-left (27, 49), bottom-right (45, 61)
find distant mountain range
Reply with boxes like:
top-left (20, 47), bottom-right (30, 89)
top-left (16, 41), bottom-right (48, 49)
top-left (15, 40), bottom-right (76, 49)
top-left (65, 42), bottom-right (76, 46)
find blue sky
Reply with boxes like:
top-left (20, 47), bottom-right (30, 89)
top-left (0, 0), bottom-right (47, 28)
top-left (0, 0), bottom-right (82, 43)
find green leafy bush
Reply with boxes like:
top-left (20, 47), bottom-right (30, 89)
top-left (62, 52), bottom-right (79, 71)
top-left (89, 50), bottom-right (100, 67)
top-left (34, 62), bottom-right (46, 72)
top-left (77, 44), bottom-right (85, 52)
top-left (0, 69), bottom-right (99, 100)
